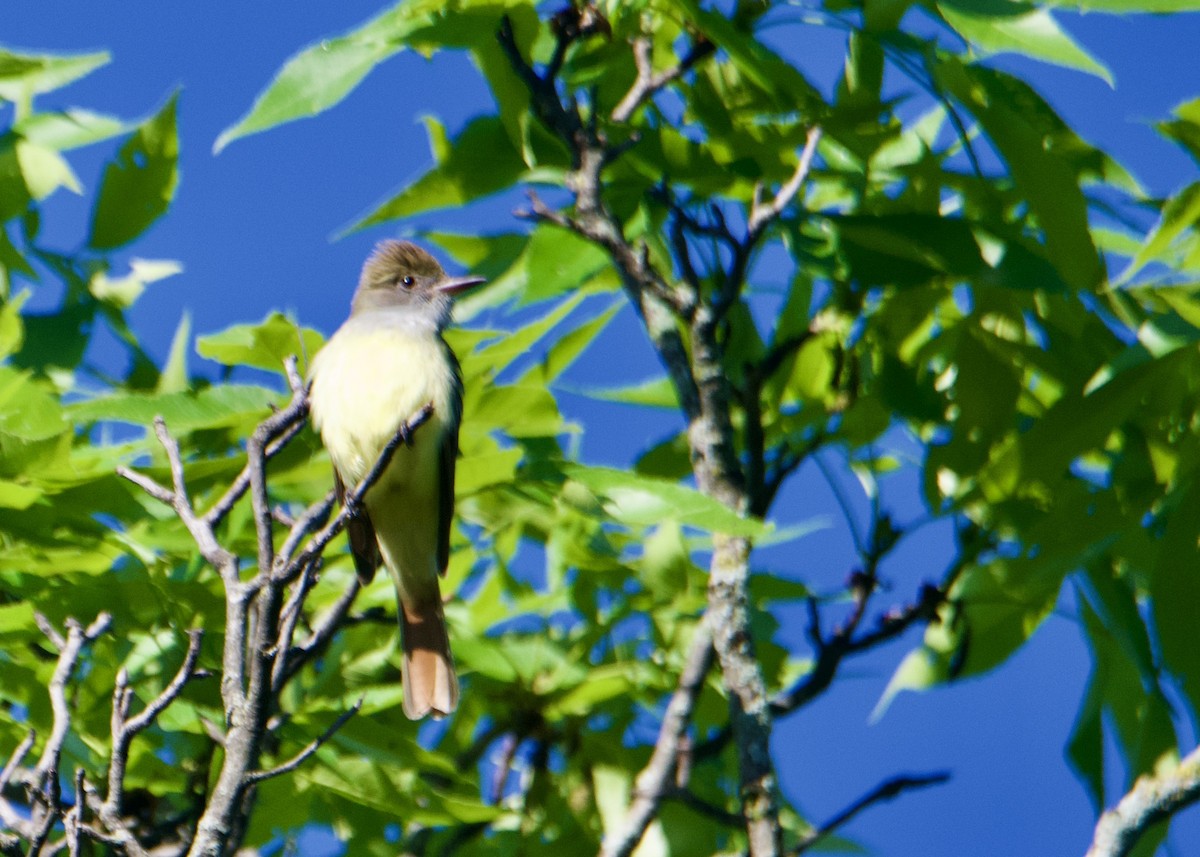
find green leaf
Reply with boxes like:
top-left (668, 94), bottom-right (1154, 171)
top-left (518, 224), bottom-right (616, 304)
top-left (466, 383), bottom-right (566, 438)
top-left (641, 520), bottom-right (694, 599)
top-left (1067, 590), bottom-right (1107, 811)
top-left (1118, 182), bottom-right (1200, 284)
top-left (1157, 97), bottom-right (1200, 167)
top-left (1150, 482), bottom-right (1200, 711)
top-left (462, 289), bottom-right (588, 380)
top-left (573, 376), bottom-right (680, 409)
top-left (88, 93), bottom-right (180, 250)
top-left (561, 464), bottom-right (766, 536)
top-left (89, 258), bottom-right (183, 309)
top-left (520, 300), bottom-right (621, 384)
top-left (213, 4), bottom-right (432, 152)
top-left (0, 601), bottom-right (35, 635)
top-left (832, 214), bottom-right (987, 287)
top-left (935, 61), bottom-right (1102, 290)
top-left (936, 0), bottom-right (1113, 85)
top-left (0, 479), bottom-right (42, 510)
top-left (13, 108), bottom-right (126, 151)
top-left (15, 141), bottom-right (80, 199)
top-left (0, 290), bottom-right (29, 359)
top-left (455, 447), bottom-right (521, 495)
top-left (675, 0), bottom-right (823, 115)
top-left (349, 114), bottom-right (526, 230)
top-left (158, 312), bottom-right (191, 394)
top-left (68, 384), bottom-right (280, 432)
top-left (0, 48), bottom-right (109, 101)
top-left (196, 312), bottom-right (324, 376)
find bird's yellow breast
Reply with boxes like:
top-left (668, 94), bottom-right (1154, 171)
top-left (309, 316), bottom-right (456, 488)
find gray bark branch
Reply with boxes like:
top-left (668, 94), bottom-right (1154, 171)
top-left (1086, 746), bottom-right (1200, 857)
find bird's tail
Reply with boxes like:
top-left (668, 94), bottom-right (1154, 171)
top-left (399, 596), bottom-right (458, 719)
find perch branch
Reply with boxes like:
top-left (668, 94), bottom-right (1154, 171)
top-left (283, 404), bottom-right (433, 582)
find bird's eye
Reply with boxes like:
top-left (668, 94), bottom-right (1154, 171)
top-left (400, 275), bottom-right (415, 288)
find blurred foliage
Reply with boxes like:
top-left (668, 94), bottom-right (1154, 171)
top-left (4, 0), bottom-right (1200, 854)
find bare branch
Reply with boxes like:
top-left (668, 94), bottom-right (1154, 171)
top-left (65, 768), bottom-right (84, 857)
top-left (794, 772), bottom-right (950, 855)
top-left (200, 357), bottom-right (307, 529)
top-left (612, 35), bottom-right (715, 124)
top-left (243, 699), bottom-right (363, 786)
top-left (599, 622), bottom-right (714, 857)
top-left (25, 614), bottom-right (111, 857)
top-left (694, 582), bottom-right (942, 764)
top-left (276, 575), bottom-right (363, 691)
top-left (34, 614), bottom-right (111, 784)
top-left (104, 631), bottom-right (204, 822)
top-left (115, 466), bottom-right (175, 506)
top-left (202, 413), bottom-right (308, 530)
top-left (747, 127), bottom-right (823, 238)
top-left (276, 490), bottom-right (336, 569)
top-left (121, 418), bottom-right (237, 574)
top-left (0, 731), bottom-right (34, 793)
top-left (1086, 745), bottom-right (1200, 857)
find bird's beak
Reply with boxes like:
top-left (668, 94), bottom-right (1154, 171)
top-left (437, 275), bottom-right (486, 296)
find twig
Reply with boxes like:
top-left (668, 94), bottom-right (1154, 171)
top-left (65, 768), bottom-right (84, 857)
top-left (793, 772), bottom-right (950, 855)
top-left (28, 613), bottom-right (111, 857)
top-left (104, 630), bottom-right (204, 823)
top-left (695, 583), bottom-right (942, 763)
top-left (669, 787), bottom-right (742, 828)
top-left (712, 125), bottom-right (822, 324)
top-left (201, 357), bottom-right (309, 529)
top-left (1086, 745), bottom-right (1200, 857)
top-left (276, 490), bottom-right (336, 570)
top-left (747, 127), bottom-right (823, 238)
top-left (0, 730), bottom-right (34, 793)
top-left (243, 699), bottom-right (363, 786)
top-left (598, 621), bottom-right (714, 857)
top-left (118, 418), bottom-right (238, 574)
top-left (270, 562), bottom-right (321, 691)
top-left (491, 734), bottom-right (520, 805)
top-left (612, 35), bottom-right (715, 123)
top-left (282, 404), bottom-right (433, 582)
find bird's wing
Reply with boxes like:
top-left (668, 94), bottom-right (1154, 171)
top-left (437, 343), bottom-right (463, 576)
top-left (335, 469), bottom-right (381, 583)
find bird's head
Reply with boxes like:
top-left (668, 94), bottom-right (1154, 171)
top-left (350, 240), bottom-right (485, 328)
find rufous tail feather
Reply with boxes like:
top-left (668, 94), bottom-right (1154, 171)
top-left (399, 597), bottom-right (458, 719)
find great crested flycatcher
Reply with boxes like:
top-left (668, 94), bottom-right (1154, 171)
top-left (309, 240), bottom-right (483, 719)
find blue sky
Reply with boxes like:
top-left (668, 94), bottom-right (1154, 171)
top-left (7, 3), bottom-right (1200, 855)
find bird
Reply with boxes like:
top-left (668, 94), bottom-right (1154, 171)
top-left (309, 239), bottom-right (483, 719)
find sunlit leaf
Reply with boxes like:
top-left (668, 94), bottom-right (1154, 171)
top-left (88, 93), bottom-right (180, 250)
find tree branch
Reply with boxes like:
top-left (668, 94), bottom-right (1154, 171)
top-left (747, 127), bottom-right (823, 238)
top-left (243, 699), bottom-right (362, 786)
top-left (104, 630), bottom-right (205, 825)
top-left (26, 613), bottom-right (111, 856)
top-left (793, 772), bottom-right (950, 855)
top-left (282, 404), bottom-right (433, 583)
top-left (1086, 745), bottom-right (1200, 857)
top-left (499, 13), bottom-right (786, 853)
top-left (599, 621), bottom-right (714, 857)
top-left (201, 357), bottom-right (308, 530)
top-left (611, 35), bottom-right (715, 123)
